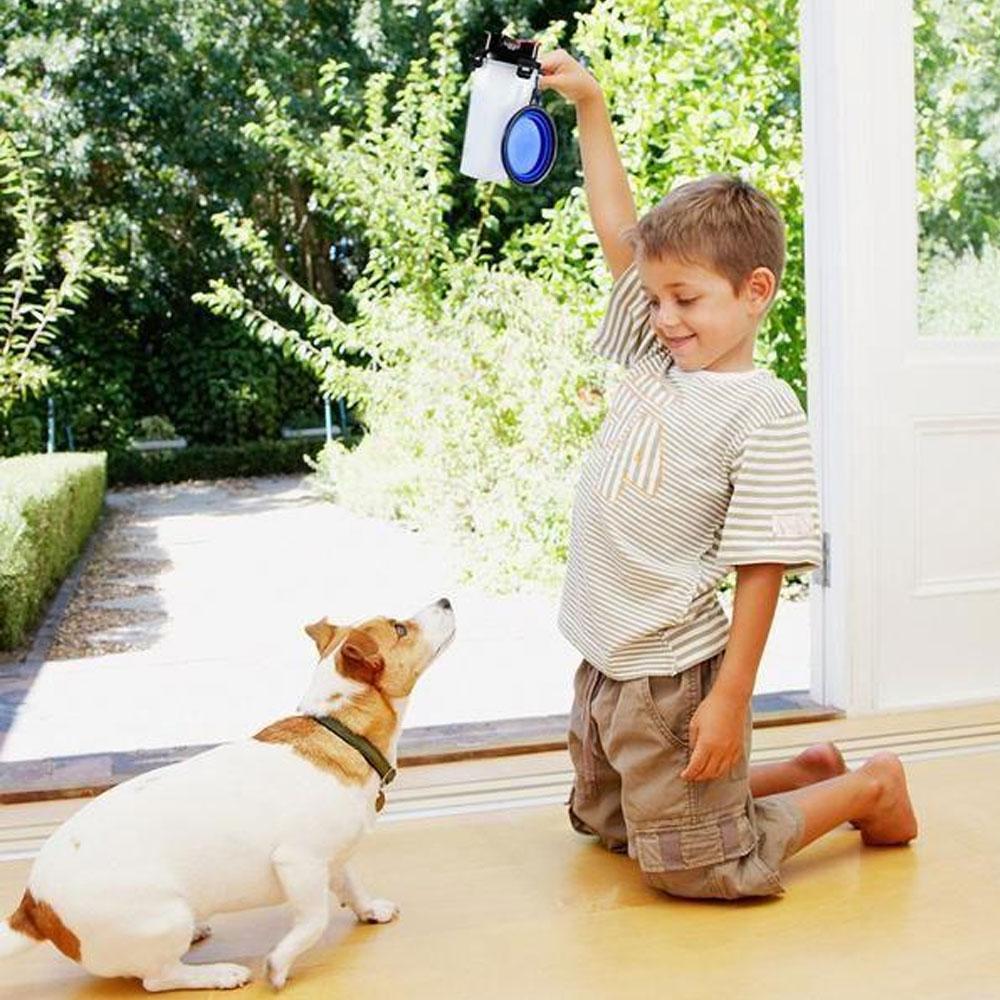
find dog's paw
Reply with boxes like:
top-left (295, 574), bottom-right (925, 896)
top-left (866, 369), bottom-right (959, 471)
top-left (360, 898), bottom-right (399, 924)
top-left (143, 961), bottom-right (250, 992)
top-left (265, 955), bottom-right (290, 991)
top-left (214, 964), bottom-right (252, 989)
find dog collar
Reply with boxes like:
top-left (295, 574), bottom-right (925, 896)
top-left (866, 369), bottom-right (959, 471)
top-left (310, 715), bottom-right (397, 811)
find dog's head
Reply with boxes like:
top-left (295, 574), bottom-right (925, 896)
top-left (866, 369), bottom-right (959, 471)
top-left (297, 598), bottom-right (455, 716)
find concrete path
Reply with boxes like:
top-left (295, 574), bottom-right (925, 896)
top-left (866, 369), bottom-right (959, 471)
top-left (0, 476), bottom-right (810, 761)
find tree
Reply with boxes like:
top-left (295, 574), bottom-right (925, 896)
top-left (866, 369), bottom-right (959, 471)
top-left (0, 131), bottom-right (123, 423)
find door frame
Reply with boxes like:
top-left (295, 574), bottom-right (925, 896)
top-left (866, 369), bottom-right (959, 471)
top-left (801, 0), bottom-right (920, 713)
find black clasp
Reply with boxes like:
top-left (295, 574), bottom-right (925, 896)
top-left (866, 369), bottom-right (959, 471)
top-left (474, 31), bottom-right (540, 78)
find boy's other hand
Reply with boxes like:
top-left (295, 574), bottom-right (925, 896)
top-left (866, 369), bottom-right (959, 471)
top-left (537, 49), bottom-right (602, 106)
top-left (681, 689), bottom-right (747, 782)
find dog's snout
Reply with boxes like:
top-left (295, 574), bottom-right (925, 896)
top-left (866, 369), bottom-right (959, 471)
top-left (437, 597), bottom-right (452, 611)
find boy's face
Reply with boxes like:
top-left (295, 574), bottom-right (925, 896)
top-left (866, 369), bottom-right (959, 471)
top-left (636, 253), bottom-right (775, 373)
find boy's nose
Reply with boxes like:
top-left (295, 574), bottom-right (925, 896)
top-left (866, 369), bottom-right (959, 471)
top-left (653, 304), bottom-right (682, 331)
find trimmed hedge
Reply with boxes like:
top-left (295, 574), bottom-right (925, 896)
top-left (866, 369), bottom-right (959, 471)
top-left (106, 439), bottom-right (326, 486)
top-left (0, 452), bottom-right (107, 650)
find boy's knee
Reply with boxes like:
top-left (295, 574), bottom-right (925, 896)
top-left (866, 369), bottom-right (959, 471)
top-left (642, 865), bottom-right (724, 899)
top-left (632, 814), bottom-right (786, 900)
top-left (641, 857), bottom-right (783, 900)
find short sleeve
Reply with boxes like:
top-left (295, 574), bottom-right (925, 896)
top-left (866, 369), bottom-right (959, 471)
top-left (592, 261), bottom-right (658, 367)
top-left (717, 410), bottom-right (823, 573)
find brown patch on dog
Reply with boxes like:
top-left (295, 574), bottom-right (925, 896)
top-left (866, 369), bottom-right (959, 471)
top-left (254, 715), bottom-right (372, 785)
top-left (337, 629), bottom-right (385, 687)
top-left (304, 618), bottom-right (344, 658)
top-left (254, 671), bottom-right (398, 781)
top-left (9, 890), bottom-right (81, 962)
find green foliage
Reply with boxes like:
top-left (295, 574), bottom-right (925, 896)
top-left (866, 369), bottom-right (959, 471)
top-left (203, 0), bottom-right (809, 588)
top-left (198, 4), bottom-right (604, 589)
top-left (133, 415), bottom-right (177, 441)
top-left (107, 438), bottom-right (326, 486)
top-left (312, 261), bottom-right (606, 591)
top-left (7, 415), bottom-right (43, 455)
top-left (1, 0), bottom-right (582, 448)
top-left (914, 0), bottom-right (1000, 257)
top-left (0, 451), bottom-right (106, 649)
top-left (505, 0), bottom-right (807, 399)
top-left (919, 241), bottom-right (1000, 339)
top-left (0, 130), bottom-right (124, 418)
top-left (145, 321), bottom-right (322, 445)
top-left (0, 0), bottom-right (369, 445)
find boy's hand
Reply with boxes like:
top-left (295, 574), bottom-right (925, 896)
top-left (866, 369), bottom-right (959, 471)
top-left (537, 49), bottom-right (602, 106)
top-left (681, 689), bottom-right (747, 782)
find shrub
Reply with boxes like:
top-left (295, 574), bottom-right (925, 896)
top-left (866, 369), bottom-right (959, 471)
top-left (311, 260), bottom-right (607, 593)
top-left (146, 323), bottom-right (323, 446)
top-left (0, 452), bottom-right (106, 649)
top-left (919, 241), bottom-right (1000, 339)
top-left (107, 439), bottom-right (326, 486)
top-left (7, 415), bottom-right (43, 455)
top-left (134, 415), bottom-right (178, 441)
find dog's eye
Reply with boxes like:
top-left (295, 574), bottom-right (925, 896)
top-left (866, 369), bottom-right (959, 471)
top-left (394, 622), bottom-right (408, 638)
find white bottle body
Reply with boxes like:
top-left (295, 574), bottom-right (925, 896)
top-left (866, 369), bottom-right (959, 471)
top-left (460, 58), bottom-right (536, 182)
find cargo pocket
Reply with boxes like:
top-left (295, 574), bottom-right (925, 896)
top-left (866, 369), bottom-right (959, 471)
top-left (633, 811), bottom-right (756, 875)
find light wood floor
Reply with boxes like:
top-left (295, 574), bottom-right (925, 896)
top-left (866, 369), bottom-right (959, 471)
top-left (2, 744), bottom-right (998, 998)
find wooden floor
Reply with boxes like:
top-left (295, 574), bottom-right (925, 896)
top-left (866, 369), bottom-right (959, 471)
top-left (2, 743), bottom-right (998, 997)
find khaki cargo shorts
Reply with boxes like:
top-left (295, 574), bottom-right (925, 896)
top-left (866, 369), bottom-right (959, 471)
top-left (567, 654), bottom-right (805, 900)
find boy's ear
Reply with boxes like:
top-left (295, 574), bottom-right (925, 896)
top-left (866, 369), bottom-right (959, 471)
top-left (745, 266), bottom-right (776, 313)
top-left (304, 618), bottom-right (343, 657)
top-left (337, 632), bottom-right (385, 687)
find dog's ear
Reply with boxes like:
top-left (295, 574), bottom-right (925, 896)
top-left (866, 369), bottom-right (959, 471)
top-left (304, 618), bottom-right (342, 657)
top-left (338, 632), bottom-right (385, 686)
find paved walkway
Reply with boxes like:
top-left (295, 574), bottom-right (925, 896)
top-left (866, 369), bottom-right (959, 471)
top-left (0, 476), bottom-right (809, 762)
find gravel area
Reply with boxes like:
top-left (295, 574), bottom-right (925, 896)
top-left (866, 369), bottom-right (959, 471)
top-left (47, 502), bottom-right (171, 660)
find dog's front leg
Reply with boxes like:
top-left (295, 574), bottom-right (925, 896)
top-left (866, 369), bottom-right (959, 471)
top-left (330, 863), bottom-right (399, 924)
top-left (265, 847), bottom-right (330, 990)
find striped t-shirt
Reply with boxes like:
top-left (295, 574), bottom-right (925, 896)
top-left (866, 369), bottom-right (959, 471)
top-left (558, 262), bottom-right (823, 680)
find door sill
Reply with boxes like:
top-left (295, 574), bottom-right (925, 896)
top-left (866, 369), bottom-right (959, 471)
top-left (0, 690), bottom-right (837, 803)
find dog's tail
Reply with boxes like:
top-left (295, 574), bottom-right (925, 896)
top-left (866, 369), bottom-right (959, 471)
top-left (0, 890), bottom-right (74, 960)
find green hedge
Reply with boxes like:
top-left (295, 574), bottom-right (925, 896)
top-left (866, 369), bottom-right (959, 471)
top-left (107, 439), bottom-right (326, 486)
top-left (0, 452), bottom-right (107, 650)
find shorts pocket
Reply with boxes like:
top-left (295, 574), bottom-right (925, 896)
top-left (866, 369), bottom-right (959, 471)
top-left (642, 668), bottom-right (700, 750)
top-left (633, 811), bottom-right (756, 873)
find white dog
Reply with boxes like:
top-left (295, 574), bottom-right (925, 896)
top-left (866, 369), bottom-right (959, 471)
top-left (0, 598), bottom-right (455, 991)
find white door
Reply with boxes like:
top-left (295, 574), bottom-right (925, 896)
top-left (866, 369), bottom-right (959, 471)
top-left (801, 0), bottom-right (1000, 713)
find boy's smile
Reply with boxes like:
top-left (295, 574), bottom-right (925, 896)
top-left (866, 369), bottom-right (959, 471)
top-left (636, 253), bottom-right (775, 373)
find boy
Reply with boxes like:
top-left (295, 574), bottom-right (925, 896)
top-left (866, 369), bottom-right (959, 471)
top-left (538, 49), bottom-right (917, 899)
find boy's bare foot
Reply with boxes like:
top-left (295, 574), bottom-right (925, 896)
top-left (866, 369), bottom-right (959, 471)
top-left (791, 742), bottom-right (847, 788)
top-left (854, 752), bottom-right (919, 846)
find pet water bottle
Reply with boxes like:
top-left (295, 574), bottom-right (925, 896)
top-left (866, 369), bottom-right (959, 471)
top-left (459, 33), bottom-right (558, 187)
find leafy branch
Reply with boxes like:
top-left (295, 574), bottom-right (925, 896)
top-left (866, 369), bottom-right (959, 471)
top-left (0, 130), bottom-right (124, 417)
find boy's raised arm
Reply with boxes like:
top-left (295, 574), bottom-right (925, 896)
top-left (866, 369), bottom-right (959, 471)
top-left (538, 49), bottom-right (638, 281)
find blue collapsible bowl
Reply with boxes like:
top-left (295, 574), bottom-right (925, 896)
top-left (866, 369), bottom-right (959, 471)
top-left (501, 104), bottom-right (557, 187)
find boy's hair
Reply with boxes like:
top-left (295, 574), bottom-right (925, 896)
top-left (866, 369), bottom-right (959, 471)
top-left (623, 175), bottom-right (786, 297)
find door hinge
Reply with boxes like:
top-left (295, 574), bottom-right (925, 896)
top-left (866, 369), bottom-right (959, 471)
top-left (813, 532), bottom-right (830, 588)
